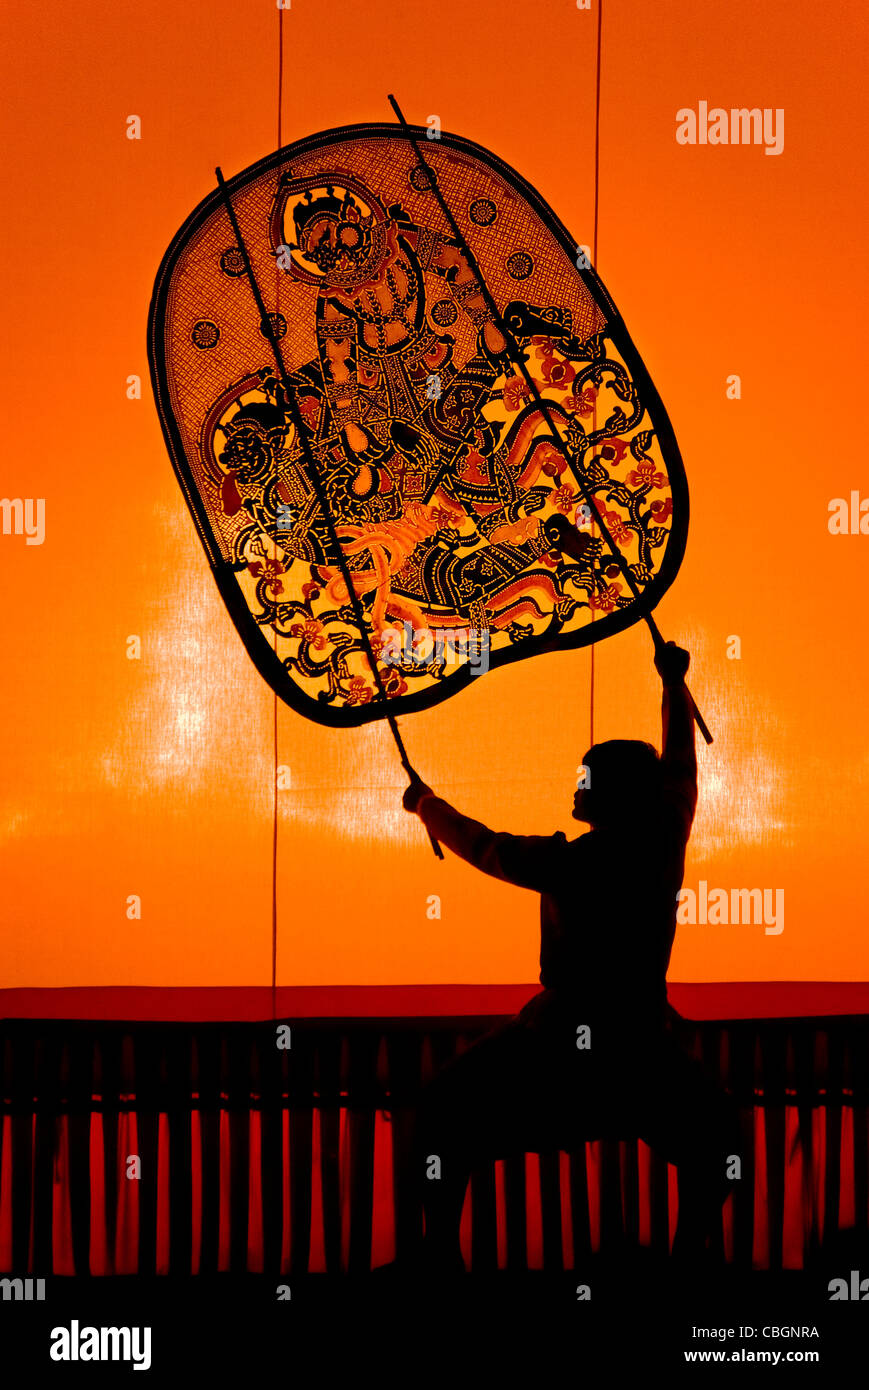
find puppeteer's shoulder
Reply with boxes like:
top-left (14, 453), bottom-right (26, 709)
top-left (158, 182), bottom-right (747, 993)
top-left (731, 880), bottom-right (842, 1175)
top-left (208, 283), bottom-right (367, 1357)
top-left (563, 830), bottom-right (593, 851)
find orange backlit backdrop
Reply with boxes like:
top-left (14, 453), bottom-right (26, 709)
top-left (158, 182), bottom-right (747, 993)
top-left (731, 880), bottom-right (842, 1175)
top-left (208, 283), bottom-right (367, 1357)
top-left (2, 0), bottom-right (867, 989)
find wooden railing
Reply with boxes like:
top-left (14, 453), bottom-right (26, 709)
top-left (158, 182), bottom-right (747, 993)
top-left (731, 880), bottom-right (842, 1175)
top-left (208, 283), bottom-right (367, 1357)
top-left (1, 1013), bottom-right (867, 1274)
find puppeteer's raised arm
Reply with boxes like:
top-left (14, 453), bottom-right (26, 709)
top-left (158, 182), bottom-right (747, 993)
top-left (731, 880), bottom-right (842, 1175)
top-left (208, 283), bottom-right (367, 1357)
top-left (414, 792), bottom-right (493, 865)
top-left (403, 779), bottom-right (567, 893)
top-left (655, 642), bottom-right (698, 828)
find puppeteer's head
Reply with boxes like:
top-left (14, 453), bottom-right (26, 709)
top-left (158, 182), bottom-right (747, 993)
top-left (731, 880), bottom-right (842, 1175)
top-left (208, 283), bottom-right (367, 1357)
top-left (573, 740), bottom-right (662, 828)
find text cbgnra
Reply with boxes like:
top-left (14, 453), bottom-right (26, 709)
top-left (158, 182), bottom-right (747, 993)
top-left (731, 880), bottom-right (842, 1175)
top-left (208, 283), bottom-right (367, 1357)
top-left (49, 1321), bottom-right (151, 1371)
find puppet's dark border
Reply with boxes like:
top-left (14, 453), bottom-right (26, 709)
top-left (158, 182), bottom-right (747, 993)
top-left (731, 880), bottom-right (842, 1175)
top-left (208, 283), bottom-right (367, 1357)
top-left (148, 123), bottom-right (689, 729)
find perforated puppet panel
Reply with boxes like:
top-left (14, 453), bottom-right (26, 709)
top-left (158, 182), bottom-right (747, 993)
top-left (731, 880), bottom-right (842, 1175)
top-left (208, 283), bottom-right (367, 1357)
top-left (148, 125), bottom-right (687, 726)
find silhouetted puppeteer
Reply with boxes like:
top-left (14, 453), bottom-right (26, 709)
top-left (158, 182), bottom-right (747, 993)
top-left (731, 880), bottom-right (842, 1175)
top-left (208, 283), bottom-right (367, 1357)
top-left (403, 641), bottom-right (738, 1269)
